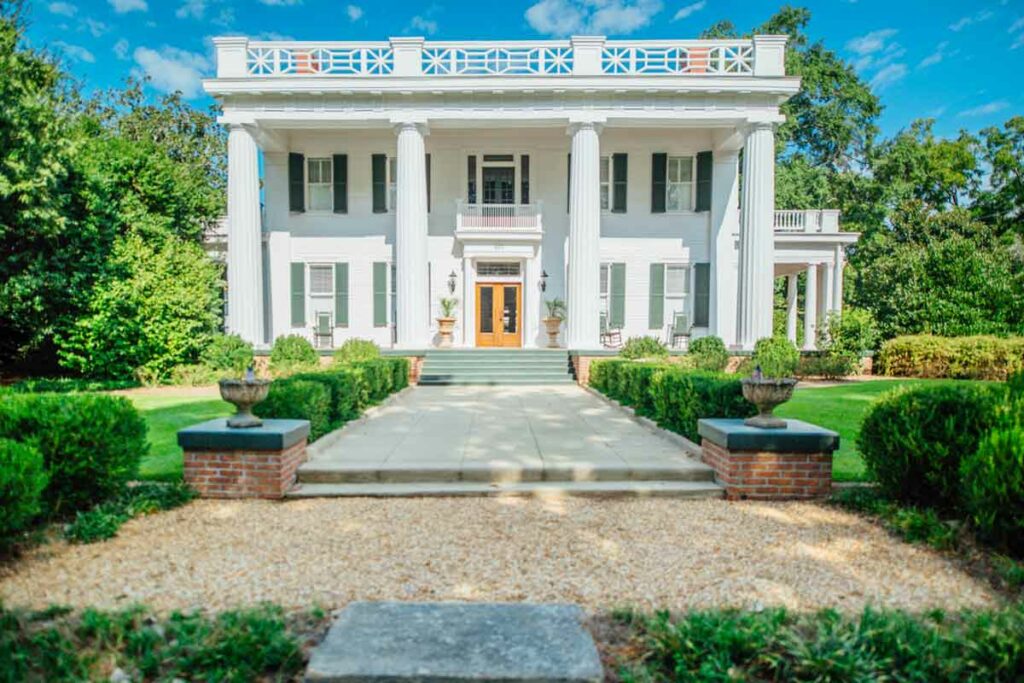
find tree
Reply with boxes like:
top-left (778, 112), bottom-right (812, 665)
top-left (975, 116), bottom-right (1024, 237)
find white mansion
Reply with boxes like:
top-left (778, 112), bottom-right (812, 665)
top-left (206, 34), bottom-right (856, 351)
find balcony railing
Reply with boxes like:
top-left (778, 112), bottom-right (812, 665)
top-left (213, 36), bottom-right (787, 79)
top-left (456, 201), bottom-right (543, 234)
top-left (773, 210), bottom-right (841, 234)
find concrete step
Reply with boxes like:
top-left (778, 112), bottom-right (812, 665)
top-left (421, 359), bottom-right (569, 368)
top-left (286, 479), bottom-right (725, 499)
top-left (418, 377), bottom-right (575, 386)
top-left (419, 370), bottom-right (571, 380)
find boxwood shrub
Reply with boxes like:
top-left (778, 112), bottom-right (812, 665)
top-left (287, 369), bottom-right (362, 428)
top-left (268, 335), bottom-right (319, 375)
top-left (0, 438), bottom-right (48, 542)
top-left (877, 335), bottom-right (1024, 380)
top-left (254, 379), bottom-right (331, 441)
top-left (688, 335), bottom-right (729, 372)
top-left (857, 383), bottom-right (1005, 511)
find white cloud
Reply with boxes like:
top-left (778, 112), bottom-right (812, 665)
top-left (409, 15), bottom-right (438, 35)
top-left (176, 0), bottom-right (206, 19)
top-left (1011, 17), bottom-right (1024, 49)
top-left (1010, 17), bottom-right (1024, 33)
top-left (113, 38), bottom-right (130, 60)
top-left (48, 2), bottom-right (77, 17)
top-left (82, 18), bottom-right (108, 37)
top-left (957, 100), bottom-right (1009, 117)
top-left (109, 0), bottom-right (148, 13)
top-left (918, 41), bottom-right (949, 69)
top-left (868, 63), bottom-right (907, 90)
top-left (845, 28), bottom-right (897, 56)
top-left (258, 0), bottom-right (302, 5)
top-left (132, 46), bottom-right (210, 98)
top-left (672, 1), bottom-right (705, 22)
top-left (346, 4), bottom-right (363, 21)
top-left (53, 41), bottom-right (95, 63)
top-left (949, 10), bottom-right (994, 32)
top-left (525, 0), bottom-right (662, 36)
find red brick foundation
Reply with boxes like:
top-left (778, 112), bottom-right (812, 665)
top-left (701, 439), bottom-right (832, 500)
top-left (571, 356), bottom-right (596, 385)
top-left (405, 356), bottom-right (424, 384)
top-left (184, 440), bottom-right (307, 499)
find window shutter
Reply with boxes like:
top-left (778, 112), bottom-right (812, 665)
top-left (332, 154), bottom-right (348, 214)
top-left (694, 262), bottom-right (710, 327)
top-left (610, 263), bottom-right (626, 328)
top-left (290, 262), bottom-right (305, 327)
top-left (425, 153), bottom-right (431, 213)
top-left (520, 154), bottom-right (530, 204)
top-left (566, 153), bottom-right (571, 213)
top-left (467, 155), bottom-right (477, 203)
top-left (372, 262), bottom-right (387, 327)
top-left (612, 153), bottom-right (628, 213)
top-left (695, 151), bottom-right (713, 212)
top-left (648, 263), bottom-right (665, 329)
top-left (288, 153), bottom-right (305, 213)
top-left (371, 154), bottom-right (387, 213)
top-left (334, 263), bottom-right (349, 327)
top-left (651, 153), bottom-right (667, 214)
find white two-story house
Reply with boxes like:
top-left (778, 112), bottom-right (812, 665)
top-left (206, 34), bottom-right (856, 352)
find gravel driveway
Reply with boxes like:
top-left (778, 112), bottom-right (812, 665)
top-left (0, 498), bottom-right (997, 614)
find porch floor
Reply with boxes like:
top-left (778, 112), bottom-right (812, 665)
top-left (292, 385), bottom-right (720, 497)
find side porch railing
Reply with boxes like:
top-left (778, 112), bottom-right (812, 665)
top-left (773, 209), bottom-right (841, 233)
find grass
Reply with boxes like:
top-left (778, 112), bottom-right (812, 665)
top-left (128, 391), bottom-right (231, 481)
top-left (775, 378), bottom-right (983, 482)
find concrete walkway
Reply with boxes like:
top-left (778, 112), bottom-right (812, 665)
top-left (294, 385), bottom-right (717, 495)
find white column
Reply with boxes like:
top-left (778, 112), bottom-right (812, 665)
top-left (709, 149), bottom-right (739, 347)
top-left (226, 125), bottom-right (264, 345)
top-left (785, 274), bottom-right (798, 344)
top-left (737, 123), bottom-right (776, 349)
top-left (803, 264), bottom-right (818, 350)
top-left (818, 263), bottom-right (831, 330)
top-left (394, 121), bottom-right (430, 348)
top-left (832, 244), bottom-right (845, 316)
top-left (565, 120), bottom-right (602, 349)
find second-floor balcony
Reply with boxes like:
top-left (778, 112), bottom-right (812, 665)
top-left (455, 201), bottom-right (543, 243)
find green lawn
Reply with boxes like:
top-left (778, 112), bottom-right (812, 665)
top-left (130, 392), bottom-right (232, 481)
top-left (775, 378), bottom-right (984, 481)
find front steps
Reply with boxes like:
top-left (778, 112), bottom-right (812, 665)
top-left (417, 349), bottom-right (574, 386)
top-left (288, 480), bottom-right (723, 499)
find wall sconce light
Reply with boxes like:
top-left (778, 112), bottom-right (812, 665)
top-left (540, 270), bottom-right (549, 292)
top-left (447, 270), bottom-right (458, 294)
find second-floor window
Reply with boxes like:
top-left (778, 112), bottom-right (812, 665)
top-left (666, 156), bottom-right (694, 212)
top-left (307, 158), bottom-right (333, 211)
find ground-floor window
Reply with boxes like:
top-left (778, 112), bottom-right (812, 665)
top-left (599, 263), bottom-right (611, 317)
top-left (664, 263), bottom-right (690, 324)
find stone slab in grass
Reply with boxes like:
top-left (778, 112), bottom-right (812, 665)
top-left (305, 601), bottom-right (603, 682)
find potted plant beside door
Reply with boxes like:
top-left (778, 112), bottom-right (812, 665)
top-left (437, 297), bottom-right (458, 348)
top-left (543, 298), bottom-right (566, 348)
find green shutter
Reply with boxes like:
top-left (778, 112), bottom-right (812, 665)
top-left (288, 153), bottom-right (305, 213)
top-left (612, 153), bottom-right (628, 213)
top-left (609, 263), bottom-right (626, 328)
top-left (694, 262), bottom-right (710, 327)
top-left (372, 262), bottom-right (387, 327)
top-left (651, 153), bottom-right (667, 214)
top-left (334, 263), bottom-right (349, 327)
top-left (290, 262), bottom-right (305, 327)
top-left (371, 154), bottom-right (387, 213)
top-left (695, 151), bottom-right (713, 212)
top-left (648, 263), bottom-right (665, 329)
top-left (332, 154), bottom-right (348, 214)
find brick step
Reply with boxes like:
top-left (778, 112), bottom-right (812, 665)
top-left (286, 479), bottom-right (725, 499)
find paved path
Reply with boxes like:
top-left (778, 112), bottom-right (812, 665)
top-left (302, 384), bottom-right (709, 482)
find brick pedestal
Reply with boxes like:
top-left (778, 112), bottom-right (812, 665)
top-left (697, 418), bottom-right (838, 500)
top-left (178, 418), bottom-right (310, 499)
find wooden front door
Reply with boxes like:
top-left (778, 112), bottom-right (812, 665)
top-left (476, 283), bottom-right (522, 347)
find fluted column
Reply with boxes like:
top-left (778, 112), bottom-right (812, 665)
top-left (566, 121), bottom-right (602, 349)
top-left (394, 121), bottom-right (430, 348)
top-left (785, 274), bottom-right (798, 344)
top-left (832, 245), bottom-right (845, 316)
top-left (226, 125), bottom-right (264, 345)
top-left (737, 123), bottom-right (776, 349)
top-left (803, 264), bottom-right (818, 350)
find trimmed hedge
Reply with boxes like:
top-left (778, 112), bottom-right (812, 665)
top-left (963, 422), bottom-right (1024, 555)
top-left (0, 439), bottom-right (48, 542)
top-left (254, 379), bottom-right (331, 440)
top-left (0, 394), bottom-right (147, 517)
top-left (877, 335), bottom-right (1024, 380)
top-left (590, 360), bottom-right (754, 443)
top-left (7, 378), bottom-right (141, 393)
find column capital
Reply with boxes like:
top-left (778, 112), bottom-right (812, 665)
top-left (391, 118), bottom-right (430, 136)
top-left (566, 117), bottom-right (605, 136)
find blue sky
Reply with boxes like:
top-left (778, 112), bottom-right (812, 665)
top-left (24, 0), bottom-right (1024, 139)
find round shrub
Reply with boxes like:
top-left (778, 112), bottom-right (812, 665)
top-left (201, 334), bottom-right (254, 374)
top-left (857, 384), bottom-right (1005, 510)
top-left (752, 336), bottom-right (799, 378)
top-left (0, 439), bottom-right (48, 540)
top-left (688, 336), bottom-right (729, 372)
top-left (269, 335), bottom-right (318, 375)
top-left (962, 422), bottom-right (1024, 554)
top-left (333, 338), bottom-right (381, 364)
top-left (620, 336), bottom-right (668, 360)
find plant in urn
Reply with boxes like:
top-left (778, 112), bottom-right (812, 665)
top-left (219, 366), bottom-right (271, 428)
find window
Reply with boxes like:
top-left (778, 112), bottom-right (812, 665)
top-left (307, 158), bottom-right (332, 211)
top-left (664, 264), bottom-right (690, 321)
top-left (309, 264), bottom-right (333, 297)
top-left (477, 262), bottom-right (520, 277)
top-left (387, 157), bottom-right (397, 211)
top-left (666, 156), bottom-right (694, 212)
top-left (599, 157), bottom-right (611, 211)
top-left (599, 263), bottom-right (610, 316)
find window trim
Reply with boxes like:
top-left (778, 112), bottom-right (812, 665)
top-left (465, 150), bottom-right (531, 205)
top-left (599, 262), bottom-right (611, 317)
top-left (305, 157), bottom-right (334, 213)
top-left (662, 262), bottom-right (692, 324)
top-left (664, 155), bottom-right (697, 214)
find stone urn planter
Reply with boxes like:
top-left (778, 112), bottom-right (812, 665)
top-left (741, 376), bottom-right (798, 429)
top-left (437, 317), bottom-right (456, 348)
top-left (219, 372), bottom-right (271, 428)
top-left (542, 317), bottom-right (562, 348)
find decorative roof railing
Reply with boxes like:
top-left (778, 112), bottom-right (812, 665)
top-left (213, 35), bottom-right (787, 80)
top-left (774, 210), bottom-right (841, 234)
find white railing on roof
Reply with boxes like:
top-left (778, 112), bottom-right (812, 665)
top-left (456, 201), bottom-right (543, 233)
top-left (774, 209), bottom-right (841, 234)
top-left (246, 44), bottom-right (393, 76)
top-left (601, 43), bottom-right (753, 75)
top-left (423, 44), bottom-right (573, 76)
